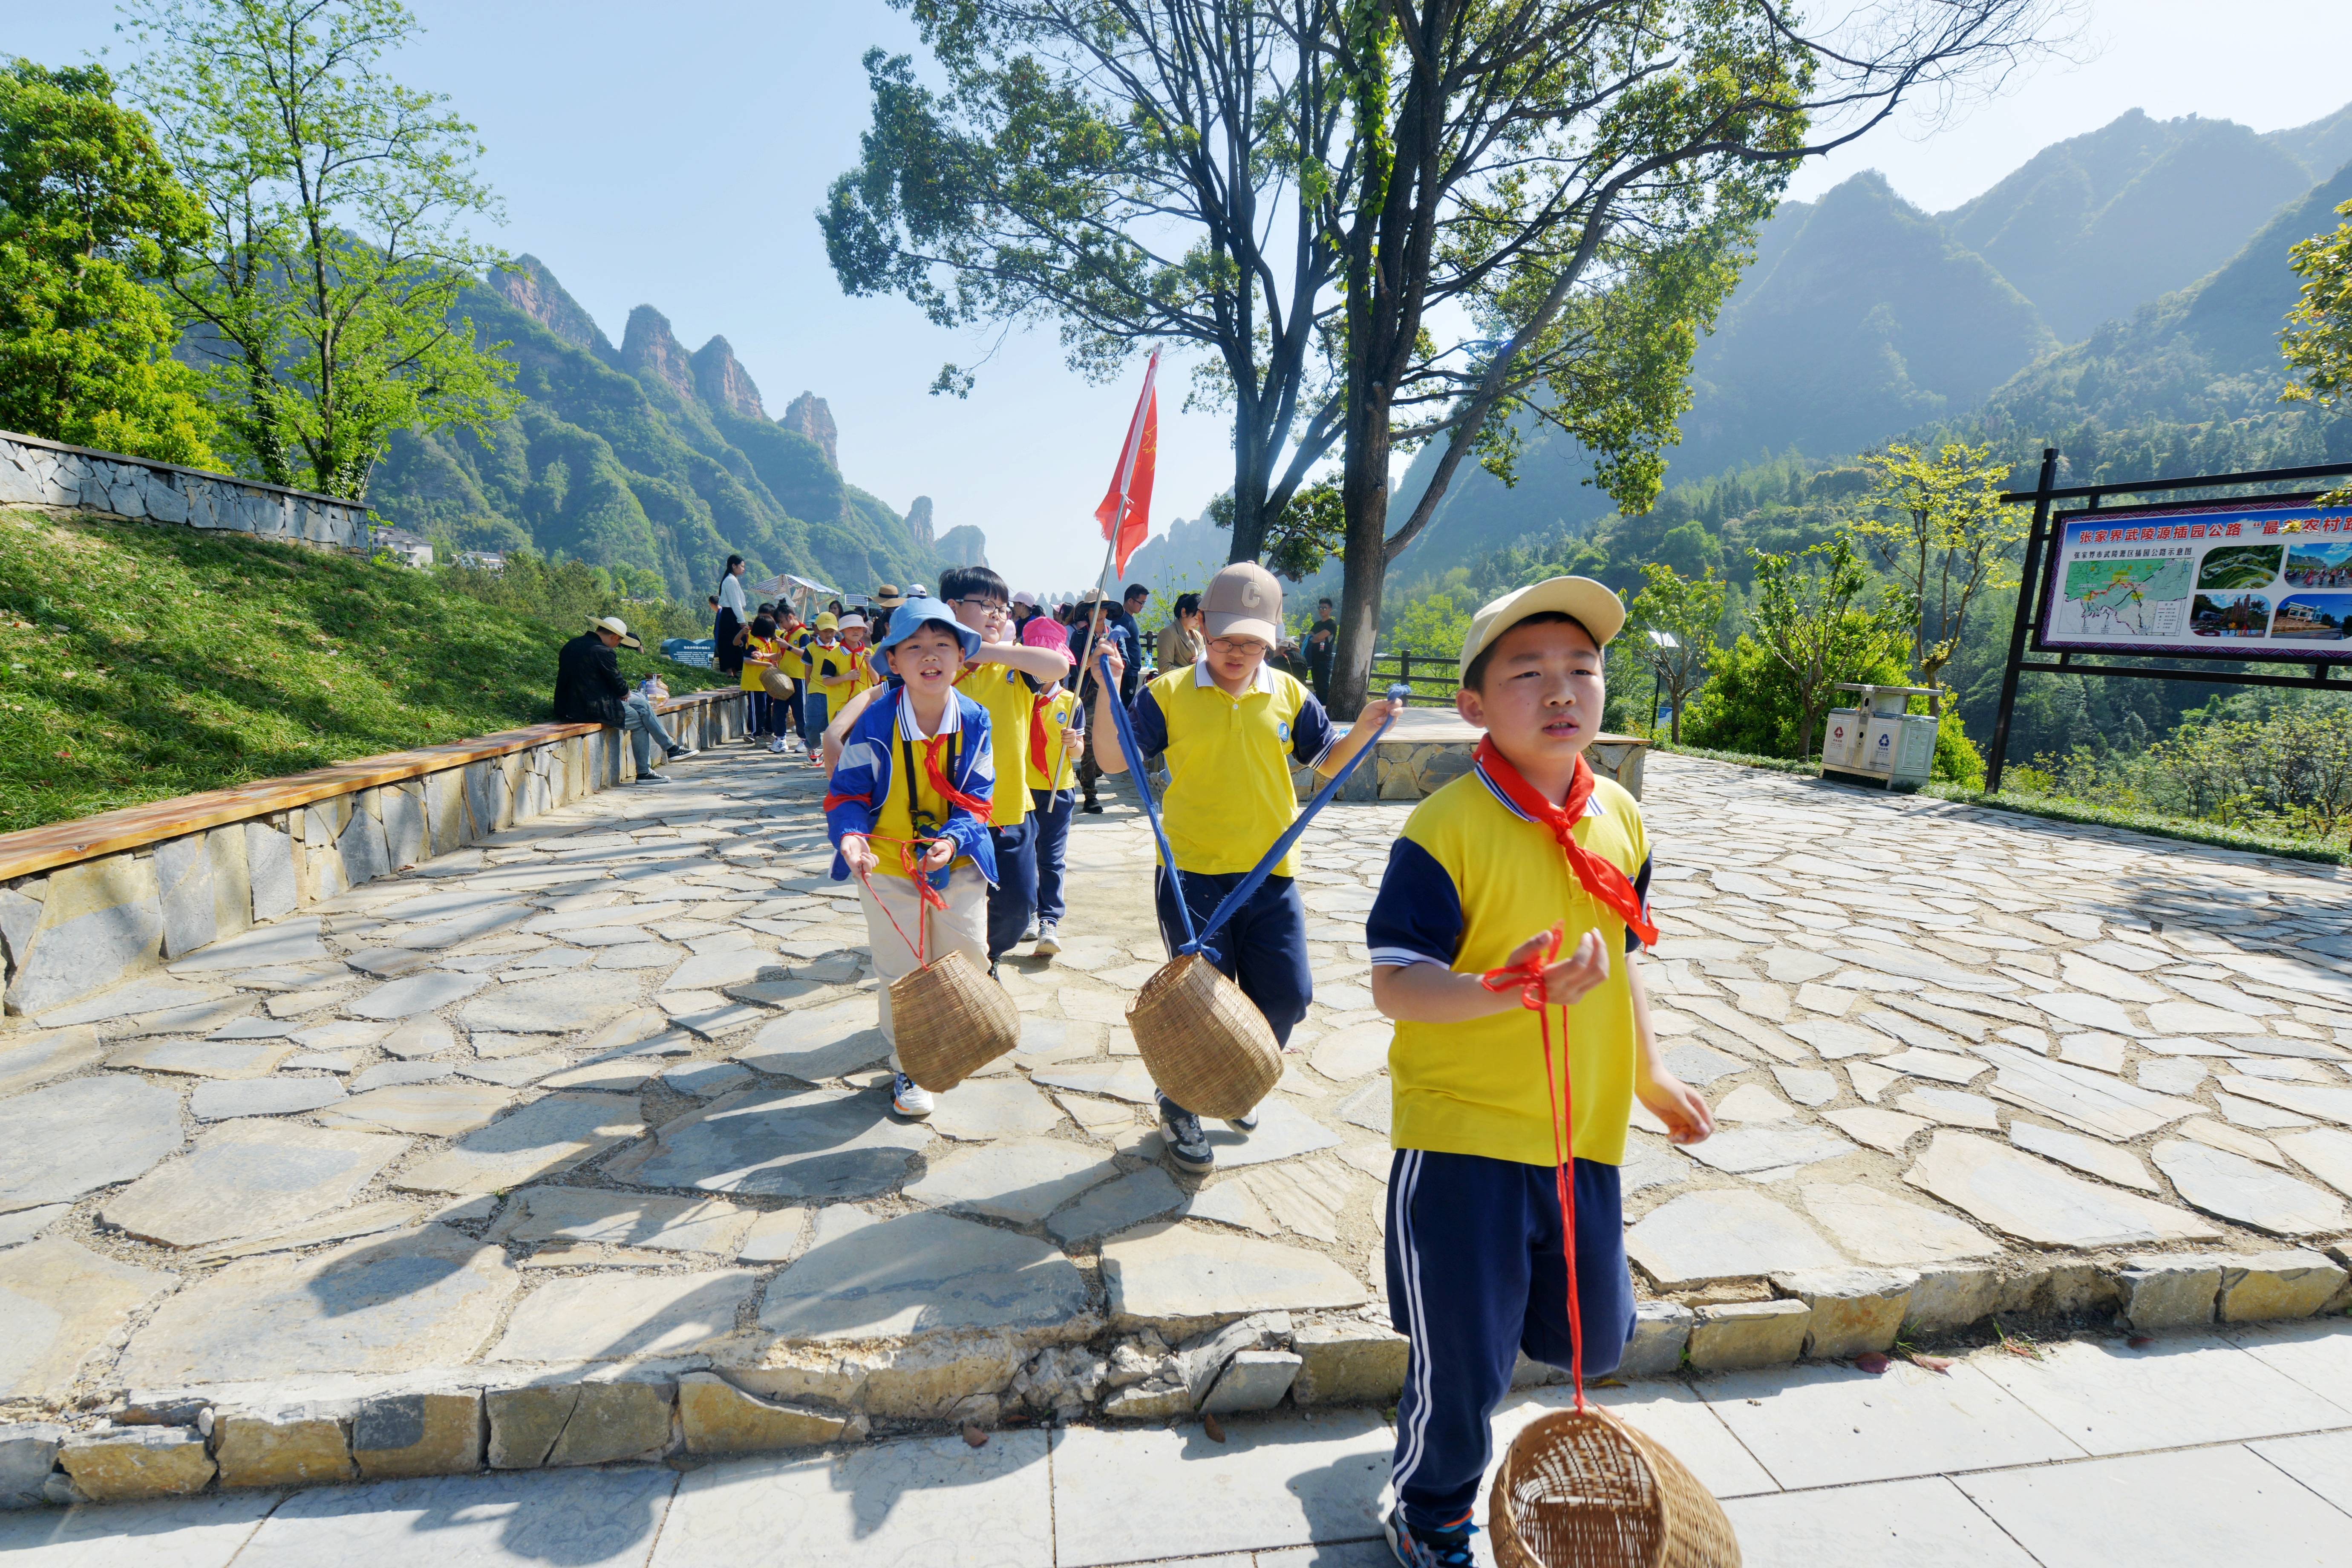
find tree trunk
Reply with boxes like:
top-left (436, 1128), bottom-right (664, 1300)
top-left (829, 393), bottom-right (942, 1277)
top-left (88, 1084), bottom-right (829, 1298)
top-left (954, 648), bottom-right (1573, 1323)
top-left (1225, 396), bottom-right (1274, 565)
top-left (1330, 383), bottom-right (1393, 719)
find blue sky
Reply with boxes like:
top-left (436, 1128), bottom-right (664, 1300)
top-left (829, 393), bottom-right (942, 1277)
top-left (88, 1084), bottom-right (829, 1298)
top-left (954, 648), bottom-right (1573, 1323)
top-left (20, 1), bottom-right (2352, 590)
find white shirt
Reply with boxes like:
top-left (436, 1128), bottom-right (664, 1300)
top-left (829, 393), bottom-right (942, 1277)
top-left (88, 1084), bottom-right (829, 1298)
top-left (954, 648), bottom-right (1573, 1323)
top-left (718, 573), bottom-right (749, 621)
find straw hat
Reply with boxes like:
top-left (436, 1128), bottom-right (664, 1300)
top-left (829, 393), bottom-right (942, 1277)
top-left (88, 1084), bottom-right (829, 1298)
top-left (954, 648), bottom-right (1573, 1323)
top-left (587, 615), bottom-right (642, 650)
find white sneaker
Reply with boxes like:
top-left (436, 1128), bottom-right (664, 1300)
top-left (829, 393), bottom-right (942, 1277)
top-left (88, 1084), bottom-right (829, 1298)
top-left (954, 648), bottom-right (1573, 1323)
top-left (769, 737), bottom-right (788, 752)
top-left (891, 1072), bottom-right (934, 1119)
top-left (1033, 921), bottom-right (1061, 957)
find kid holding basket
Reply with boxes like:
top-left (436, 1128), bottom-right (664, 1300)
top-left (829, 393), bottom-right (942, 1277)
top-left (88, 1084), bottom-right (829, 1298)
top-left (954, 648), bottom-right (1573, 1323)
top-left (1363, 577), bottom-right (1714, 1568)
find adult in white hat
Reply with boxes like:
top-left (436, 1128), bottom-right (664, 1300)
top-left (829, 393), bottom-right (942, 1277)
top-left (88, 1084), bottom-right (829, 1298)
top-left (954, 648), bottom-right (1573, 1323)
top-left (554, 616), bottom-right (696, 784)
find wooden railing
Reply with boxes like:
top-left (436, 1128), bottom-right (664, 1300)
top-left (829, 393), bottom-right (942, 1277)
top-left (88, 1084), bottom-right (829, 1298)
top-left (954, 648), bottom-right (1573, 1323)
top-left (1366, 650), bottom-right (1458, 706)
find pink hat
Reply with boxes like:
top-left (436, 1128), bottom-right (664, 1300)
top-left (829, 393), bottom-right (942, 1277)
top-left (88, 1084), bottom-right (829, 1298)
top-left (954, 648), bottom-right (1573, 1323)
top-left (1021, 614), bottom-right (1070, 653)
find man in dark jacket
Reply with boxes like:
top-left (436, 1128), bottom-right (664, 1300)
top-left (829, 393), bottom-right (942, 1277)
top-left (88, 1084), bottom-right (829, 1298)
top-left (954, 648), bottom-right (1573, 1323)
top-left (556, 617), bottom-right (695, 782)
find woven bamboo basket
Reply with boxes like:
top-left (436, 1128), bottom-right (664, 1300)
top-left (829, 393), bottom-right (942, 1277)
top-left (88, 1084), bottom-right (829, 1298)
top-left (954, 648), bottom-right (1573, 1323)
top-left (759, 666), bottom-right (796, 699)
top-left (891, 949), bottom-right (1020, 1092)
top-left (1488, 1407), bottom-right (1741, 1568)
top-left (1127, 953), bottom-right (1281, 1121)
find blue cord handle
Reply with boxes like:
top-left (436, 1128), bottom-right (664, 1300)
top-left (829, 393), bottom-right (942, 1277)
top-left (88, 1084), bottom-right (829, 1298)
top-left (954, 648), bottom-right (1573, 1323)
top-left (1100, 674), bottom-right (1411, 962)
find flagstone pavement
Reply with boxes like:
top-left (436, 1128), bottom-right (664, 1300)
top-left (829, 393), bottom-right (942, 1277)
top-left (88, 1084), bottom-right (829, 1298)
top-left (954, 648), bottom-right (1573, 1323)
top-left (4, 745), bottom-right (2352, 1464)
top-left (6, 1320), bottom-right (2349, 1565)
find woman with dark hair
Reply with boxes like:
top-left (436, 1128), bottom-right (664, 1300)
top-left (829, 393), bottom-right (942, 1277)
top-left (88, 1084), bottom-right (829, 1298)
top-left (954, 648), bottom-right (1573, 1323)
top-left (715, 555), bottom-right (749, 675)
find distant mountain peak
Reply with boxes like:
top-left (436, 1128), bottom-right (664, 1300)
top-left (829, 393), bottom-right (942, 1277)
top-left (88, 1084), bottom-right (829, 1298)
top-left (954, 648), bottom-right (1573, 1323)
top-left (783, 392), bottom-right (839, 468)
top-left (692, 335), bottom-right (766, 420)
top-left (620, 306), bottom-right (698, 405)
top-left (487, 254), bottom-right (611, 356)
top-left (906, 495), bottom-right (934, 547)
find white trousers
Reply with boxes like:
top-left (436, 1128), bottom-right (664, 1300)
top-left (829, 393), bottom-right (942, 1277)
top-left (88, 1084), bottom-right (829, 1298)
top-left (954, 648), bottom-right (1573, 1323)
top-left (859, 863), bottom-right (990, 1071)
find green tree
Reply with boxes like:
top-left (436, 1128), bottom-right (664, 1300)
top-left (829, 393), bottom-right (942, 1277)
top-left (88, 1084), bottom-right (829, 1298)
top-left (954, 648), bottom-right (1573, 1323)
top-left (123, 0), bottom-right (517, 498)
top-left (823, 2), bottom-right (1354, 568)
top-left (1209, 479), bottom-right (1345, 581)
top-left (1321, 0), bottom-right (2068, 715)
top-left (1744, 533), bottom-right (1904, 761)
top-left (0, 59), bottom-right (215, 464)
top-left (1623, 563), bottom-right (1726, 744)
top-left (2283, 195), bottom-right (2352, 501)
top-left (1849, 441), bottom-right (2023, 693)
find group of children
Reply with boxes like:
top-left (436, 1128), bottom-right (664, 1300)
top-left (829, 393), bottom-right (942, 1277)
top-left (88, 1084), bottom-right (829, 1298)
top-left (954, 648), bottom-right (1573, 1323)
top-left (809, 560), bottom-right (1715, 1568)
top-left (737, 606), bottom-right (879, 755)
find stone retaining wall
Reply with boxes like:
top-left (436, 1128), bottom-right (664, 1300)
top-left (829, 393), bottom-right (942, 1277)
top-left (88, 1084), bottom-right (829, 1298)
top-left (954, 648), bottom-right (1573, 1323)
top-left (0, 692), bottom-right (749, 1020)
top-left (7, 1240), bottom-right (2346, 1506)
top-left (0, 429), bottom-right (366, 548)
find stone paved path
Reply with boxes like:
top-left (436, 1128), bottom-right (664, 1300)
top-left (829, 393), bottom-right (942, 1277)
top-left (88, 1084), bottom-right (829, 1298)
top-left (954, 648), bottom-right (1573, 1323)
top-left (6, 1318), bottom-right (2349, 1565)
top-left (3, 748), bottom-right (2351, 1439)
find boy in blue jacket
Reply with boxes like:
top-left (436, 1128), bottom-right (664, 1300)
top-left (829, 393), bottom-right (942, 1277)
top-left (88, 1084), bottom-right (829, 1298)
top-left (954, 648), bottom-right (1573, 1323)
top-left (824, 600), bottom-right (998, 1121)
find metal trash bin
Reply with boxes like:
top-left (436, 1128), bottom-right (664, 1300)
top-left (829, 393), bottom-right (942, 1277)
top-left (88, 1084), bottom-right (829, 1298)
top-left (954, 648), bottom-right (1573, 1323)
top-left (1822, 683), bottom-right (1942, 792)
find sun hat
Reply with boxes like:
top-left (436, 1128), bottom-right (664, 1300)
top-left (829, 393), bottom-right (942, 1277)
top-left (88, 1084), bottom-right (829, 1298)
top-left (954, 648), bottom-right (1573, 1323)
top-left (1012, 589), bottom-right (1038, 608)
top-left (1201, 561), bottom-right (1282, 644)
top-left (1457, 576), bottom-right (1626, 684)
top-left (813, 611), bottom-right (839, 632)
top-left (873, 584), bottom-right (906, 608)
top-left (868, 596), bottom-right (985, 677)
top-left (837, 614), bottom-right (868, 634)
top-left (1021, 613), bottom-right (1070, 652)
top-left (587, 615), bottom-right (642, 650)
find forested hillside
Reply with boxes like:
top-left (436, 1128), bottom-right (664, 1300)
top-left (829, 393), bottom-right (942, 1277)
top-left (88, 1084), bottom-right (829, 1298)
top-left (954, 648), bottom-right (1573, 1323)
top-left (1373, 103), bottom-right (2352, 596)
top-left (365, 256), bottom-right (952, 600)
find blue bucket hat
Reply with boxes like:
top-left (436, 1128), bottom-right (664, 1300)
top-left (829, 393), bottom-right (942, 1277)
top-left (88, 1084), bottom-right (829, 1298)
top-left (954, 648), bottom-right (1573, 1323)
top-left (868, 596), bottom-right (982, 678)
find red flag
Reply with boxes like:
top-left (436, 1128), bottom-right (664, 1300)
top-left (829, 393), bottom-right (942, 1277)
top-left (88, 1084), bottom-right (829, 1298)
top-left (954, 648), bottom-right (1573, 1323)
top-left (1094, 349), bottom-right (1159, 576)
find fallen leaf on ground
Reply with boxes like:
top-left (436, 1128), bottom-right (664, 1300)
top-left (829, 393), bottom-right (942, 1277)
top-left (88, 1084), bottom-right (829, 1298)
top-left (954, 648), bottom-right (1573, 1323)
top-left (1202, 1413), bottom-right (1227, 1443)
top-left (962, 1424), bottom-right (988, 1448)
top-left (1853, 1352), bottom-right (1889, 1375)
top-left (1909, 1353), bottom-right (1953, 1374)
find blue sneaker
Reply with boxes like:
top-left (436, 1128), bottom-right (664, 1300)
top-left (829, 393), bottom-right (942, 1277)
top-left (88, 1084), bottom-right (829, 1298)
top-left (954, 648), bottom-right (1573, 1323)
top-left (1385, 1507), bottom-right (1476, 1568)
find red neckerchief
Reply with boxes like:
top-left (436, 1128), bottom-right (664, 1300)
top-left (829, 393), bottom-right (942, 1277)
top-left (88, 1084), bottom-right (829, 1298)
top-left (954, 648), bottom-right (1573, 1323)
top-left (1473, 738), bottom-right (1658, 946)
top-left (821, 691), bottom-right (992, 821)
top-left (1026, 685), bottom-right (1060, 774)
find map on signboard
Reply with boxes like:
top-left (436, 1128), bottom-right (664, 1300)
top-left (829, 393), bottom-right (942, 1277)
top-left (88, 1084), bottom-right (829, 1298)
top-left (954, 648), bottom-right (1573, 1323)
top-left (2055, 556), bottom-right (2193, 637)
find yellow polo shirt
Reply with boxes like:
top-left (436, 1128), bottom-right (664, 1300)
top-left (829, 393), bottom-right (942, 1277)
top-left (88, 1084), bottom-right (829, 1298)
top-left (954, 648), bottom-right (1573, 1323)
top-left (957, 657), bottom-right (1035, 828)
top-left (1029, 685), bottom-right (1080, 793)
top-left (1366, 761), bottom-right (1653, 1167)
top-left (806, 641), bottom-right (856, 700)
top-left (838, 642), bottom-right (879, 700)
top-left (1128, 660), bottom-right (1335, 877)
top-left (775, 631), bottom-right (808, 680)
top-left (867, 693), bottom-right (980, 882)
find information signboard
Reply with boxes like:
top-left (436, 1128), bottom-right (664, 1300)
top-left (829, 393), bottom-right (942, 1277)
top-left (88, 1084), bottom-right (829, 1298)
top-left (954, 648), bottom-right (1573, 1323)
top-left (2037, 499), bottom-right (2352, 661)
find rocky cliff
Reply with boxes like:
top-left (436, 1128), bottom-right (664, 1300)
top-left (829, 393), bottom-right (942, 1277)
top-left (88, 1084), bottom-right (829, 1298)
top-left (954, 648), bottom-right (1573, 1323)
top-left (782, 393), bottom-right (839, 468)
top-left (366, 254), bottom-right (940, 599)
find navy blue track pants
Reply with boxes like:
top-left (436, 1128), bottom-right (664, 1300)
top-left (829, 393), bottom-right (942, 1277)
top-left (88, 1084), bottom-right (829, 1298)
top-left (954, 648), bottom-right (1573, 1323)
top-left (1030, 787), bottom-right (1074, 924)
top-left (986, 816), bottom-right (1039, 962)
top-left (1386, 1149), bottom-right (1633, 1535)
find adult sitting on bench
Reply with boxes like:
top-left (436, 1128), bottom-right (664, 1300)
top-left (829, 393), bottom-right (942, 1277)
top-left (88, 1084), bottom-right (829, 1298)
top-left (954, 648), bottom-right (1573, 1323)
top-left (556, 616), bottom-right (696, 784)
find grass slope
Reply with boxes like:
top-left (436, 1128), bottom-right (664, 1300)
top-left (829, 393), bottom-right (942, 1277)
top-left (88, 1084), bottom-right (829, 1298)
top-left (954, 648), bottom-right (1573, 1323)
top-left (0, 507), bottom-right (729, 836)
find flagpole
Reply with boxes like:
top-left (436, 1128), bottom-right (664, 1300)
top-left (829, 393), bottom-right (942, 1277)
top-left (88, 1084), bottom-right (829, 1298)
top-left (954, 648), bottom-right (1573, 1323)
top-left (1074, 347), bottom-right (1157, 737)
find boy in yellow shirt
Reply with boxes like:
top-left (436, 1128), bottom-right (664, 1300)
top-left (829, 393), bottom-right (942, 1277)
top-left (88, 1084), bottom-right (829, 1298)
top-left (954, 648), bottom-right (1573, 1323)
top-left (1090, 562), bottom-right (1396, 1172)
top-left (1365, 577), bottom-right (1713, 1568)
top-left (1020, 613), bottom-right (1082, 956)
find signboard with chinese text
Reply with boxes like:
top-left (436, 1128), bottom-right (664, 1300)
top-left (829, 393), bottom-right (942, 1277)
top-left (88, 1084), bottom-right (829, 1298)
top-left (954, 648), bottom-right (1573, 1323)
top-left (2037, 500), bottom-right (2352, 662)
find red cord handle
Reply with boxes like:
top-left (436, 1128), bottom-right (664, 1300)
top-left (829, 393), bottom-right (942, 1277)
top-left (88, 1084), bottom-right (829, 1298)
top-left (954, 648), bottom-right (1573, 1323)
top-left (850, 833), bottom-right (945, 969)
top-left (1482, 923), bottom-right (1587, 1413)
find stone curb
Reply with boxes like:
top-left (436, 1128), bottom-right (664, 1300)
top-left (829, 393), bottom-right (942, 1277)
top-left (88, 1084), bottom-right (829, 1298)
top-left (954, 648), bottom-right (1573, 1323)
top-left (8, 1262), bottom-right (2346, 1509)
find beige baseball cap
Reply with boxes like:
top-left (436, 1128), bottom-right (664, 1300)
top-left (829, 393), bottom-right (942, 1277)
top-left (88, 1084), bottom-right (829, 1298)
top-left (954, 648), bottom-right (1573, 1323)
top-left (1202, 561), bottom-right (1283, 644)
top-left (1457, 576), bottom-right (1626, 683)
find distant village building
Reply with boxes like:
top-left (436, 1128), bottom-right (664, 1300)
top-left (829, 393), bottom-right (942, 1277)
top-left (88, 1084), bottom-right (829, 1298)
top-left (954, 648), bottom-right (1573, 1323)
top-left (367, 524), bottom-right (435, 570)
top-left (455, 549), bottom-right (507, 571)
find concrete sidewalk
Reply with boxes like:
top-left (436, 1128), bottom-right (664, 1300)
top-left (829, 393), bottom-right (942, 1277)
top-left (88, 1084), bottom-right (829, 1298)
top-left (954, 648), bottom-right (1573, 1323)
top-left (9, 1319), bottom-right (2347, 1567)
